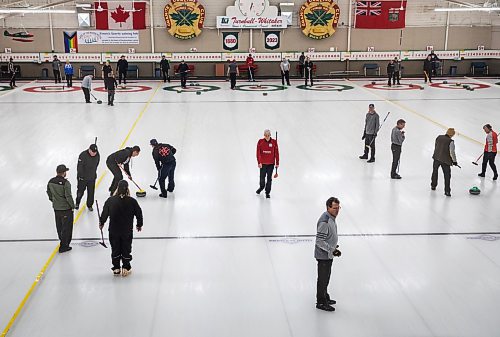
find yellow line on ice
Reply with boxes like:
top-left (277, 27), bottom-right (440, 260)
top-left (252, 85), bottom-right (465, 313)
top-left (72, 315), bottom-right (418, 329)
top-left (1, 82), bottom-right (161, 337)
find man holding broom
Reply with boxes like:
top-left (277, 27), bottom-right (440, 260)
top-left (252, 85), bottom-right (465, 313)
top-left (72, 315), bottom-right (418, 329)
top-left (106, 146), bottom-right (141, 196)
top-left (256, 129), bottom-right (279, 199)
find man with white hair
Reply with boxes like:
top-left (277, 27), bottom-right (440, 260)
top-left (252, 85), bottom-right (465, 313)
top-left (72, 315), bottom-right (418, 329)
top-left (256, 129), bottom-right (280, 199)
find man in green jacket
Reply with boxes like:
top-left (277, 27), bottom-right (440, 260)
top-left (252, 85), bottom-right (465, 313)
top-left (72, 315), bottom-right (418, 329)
top-left (47, 164), bottom-right (75, 253)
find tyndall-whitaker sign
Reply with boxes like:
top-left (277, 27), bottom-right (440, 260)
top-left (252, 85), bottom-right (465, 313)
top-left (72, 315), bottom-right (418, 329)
top-left (216, 16), bottom-right (287, 29)
top-left (299, 0), bottom-right (340, 40)
top-left (164, 0), bottom-right (205, 40)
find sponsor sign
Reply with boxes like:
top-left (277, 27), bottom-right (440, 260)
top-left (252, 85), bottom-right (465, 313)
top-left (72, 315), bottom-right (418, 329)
top-left (223, 32), bottom-right (239, 51)
top-left (77, 30), bottom-right (139, 45)
top-left (216, 16), bottom-right (287, 29)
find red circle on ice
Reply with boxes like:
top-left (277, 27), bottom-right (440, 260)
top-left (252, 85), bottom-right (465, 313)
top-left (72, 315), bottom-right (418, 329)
top-left (364, 83), bottom-right (423, 90)
top-left (429, 82), bottom-right (489, 90)
top-left (94, 85), bottom-right (152, 92)
top-left (23, 85), bottom-right (81, 93)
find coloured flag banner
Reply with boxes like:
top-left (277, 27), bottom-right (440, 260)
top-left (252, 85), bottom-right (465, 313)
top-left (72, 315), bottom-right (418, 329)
top-left (94, 2), bottom-right (147, 30)
top-left (64, 31), bottom-right (78, 52)
top-left (354, 1), bottom-right (406, 29)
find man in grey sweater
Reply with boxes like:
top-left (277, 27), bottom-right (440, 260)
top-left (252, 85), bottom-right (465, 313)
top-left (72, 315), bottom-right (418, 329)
top-left (431, 128), bottom-right (458, 197)
top-left (81, 74), bottom-right (93, 103)
top-left (47, 165), bottom-right (75, 253)
top-left (315, 197), bottom-right (341, 312)
top-left (52, 55), bottom-right (62, 84)
top-left (391, 119), bottom-right (406, 179)
top-left (359, 104), bottom-right (380, 163)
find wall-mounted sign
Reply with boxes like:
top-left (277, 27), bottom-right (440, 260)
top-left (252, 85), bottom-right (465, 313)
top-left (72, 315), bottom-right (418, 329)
top-left (164, 0), bottom-right (205, 40)
top-left (299, 0), bottom-right (340, 40)
top-left (223, 32), bottom-right (239, 51)
top-left (264, 31), bottom-right (280, 50)
top-left (77, 30), bottom-right (139, 44)
top-left (217, 0), bottom-right (286, 29)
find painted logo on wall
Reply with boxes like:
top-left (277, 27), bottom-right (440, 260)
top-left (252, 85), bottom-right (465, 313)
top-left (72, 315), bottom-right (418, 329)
top-left (164, 0), bottom-right (205, 40)
top-left (299, 0), bottom-right (340, 40)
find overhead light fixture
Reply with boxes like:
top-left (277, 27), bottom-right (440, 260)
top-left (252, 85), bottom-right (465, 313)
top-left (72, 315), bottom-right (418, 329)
top-left (279, 2), bottom-right (295, 6)
top-left (0, 8), bottom-right (75, 13)
top-left (434, 7), bottom-right (500, 11)
top-left (76, 3), bottom-right (91, 8)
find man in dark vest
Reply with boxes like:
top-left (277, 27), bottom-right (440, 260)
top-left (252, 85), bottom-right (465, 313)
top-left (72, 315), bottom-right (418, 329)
top-left (431, 128), bottom-right (458, 197)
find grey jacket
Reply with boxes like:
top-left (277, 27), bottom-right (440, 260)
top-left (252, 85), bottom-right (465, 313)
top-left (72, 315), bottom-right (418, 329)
top-left (315, 211), bottom-right (338, 260)
top-left (52, 59), bottom-right (61, 71)
top-left (391, 127), bottom-right (405, 146)
top-left (364, 112), bottom-right (380, 135)
top-left (81, 75), bottom-right (92, 89)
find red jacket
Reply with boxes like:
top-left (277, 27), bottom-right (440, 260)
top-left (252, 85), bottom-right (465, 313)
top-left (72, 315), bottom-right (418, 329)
top-left (485, 131), bottom-right (498, 152)
top-left (257, 138), bottom-right (279, 165)
top-left (246, 57), bottom-right (255, 68)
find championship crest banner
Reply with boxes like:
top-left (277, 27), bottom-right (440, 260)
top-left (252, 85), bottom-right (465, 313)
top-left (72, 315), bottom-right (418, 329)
top-left (222, 32), bottom-right (238, 51)
top-left (164, 0), bottom-right (205, 40)
top-left (299, 0), bottom-right (340, 40)
top-left (264, 31), bottom-right (280, 50)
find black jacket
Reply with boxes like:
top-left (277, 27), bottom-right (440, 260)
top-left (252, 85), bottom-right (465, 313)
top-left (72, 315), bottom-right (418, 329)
top-left (305, 61), bottom-right (313, 72)
top-left (107, 147), bottom-right (133, 176)
top-left (152, 143), bottom-right (176, 170)
top-left (424, 59), bottom-right (433, 72)
top-left (178, 63), bottom-right (189, 74)
top-left (105, 77), bottom-right (118, 90)
top-left (100, 195), bottom-right (143, 234)
top-left (102, 64), bottom-right (112, 78)
top-left (387, 62), bottom-right (395, 74)
top-left (117, 59), bottom-right (128, 72)
top-left (160, 59), bottom-right (170, 70)
top-left (77, 149), bottom-right (100, 181)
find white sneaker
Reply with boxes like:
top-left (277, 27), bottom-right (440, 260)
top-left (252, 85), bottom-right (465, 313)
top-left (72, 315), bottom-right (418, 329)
top-left (113, 269), bottom-right (121, 276)
top-left (122, 268), bottom-right (132, 277)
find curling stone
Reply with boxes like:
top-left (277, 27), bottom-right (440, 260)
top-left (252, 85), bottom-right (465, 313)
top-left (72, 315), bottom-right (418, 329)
top-left (195, 82), bottom-right (200, 86)
top-left (456, 82), bottom-right (461, 86)
top-left (263, 92), bottom-right (268, 96)
top-left (443, 80), bottom-right (448, 84)
top-left (41, 86), bottom-right (46, 90)
top-left (409, 84), bottom-right (414, 87)
top-left (419, 86), bottom-right (424, 90)
top-left (189, 83), bottom-right (194, 86)
top-left (177, 90), bottom-right (182, 93)
top-left (470, 88), bottom-right (475, 91)
top-left (337, 89), bottom-right (343, 92)
top-left (371, 81), bottom-right (376, 85)
top-left (469, 186), bottom-right (481, 195)
top-left (196, 91), bottom-right (201, 95)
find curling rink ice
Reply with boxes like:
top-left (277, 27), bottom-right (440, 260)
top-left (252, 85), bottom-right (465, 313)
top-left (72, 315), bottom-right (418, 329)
top-left (1, 77), bottom-right (500, 337)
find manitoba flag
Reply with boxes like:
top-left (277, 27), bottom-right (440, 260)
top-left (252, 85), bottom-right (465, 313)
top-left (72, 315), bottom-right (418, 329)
top-left (94, 2), bottom-right (147, 30)
top-left (355, 1), bottom-right (406, 29)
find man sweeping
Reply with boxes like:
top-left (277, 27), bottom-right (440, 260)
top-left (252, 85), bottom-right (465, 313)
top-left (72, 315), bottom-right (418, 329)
top-left (150, 139), bottom-right (177, 198)
top-left (99, 180), bottom-right (143, 276)
top-left (106, 146), bottom-right (141, 196)
top-left (75, 144), bottom-right (100, 211)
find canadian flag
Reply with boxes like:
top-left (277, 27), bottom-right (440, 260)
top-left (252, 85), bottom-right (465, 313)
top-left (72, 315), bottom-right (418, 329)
top-left (94, 2), bottom-right (147, 30)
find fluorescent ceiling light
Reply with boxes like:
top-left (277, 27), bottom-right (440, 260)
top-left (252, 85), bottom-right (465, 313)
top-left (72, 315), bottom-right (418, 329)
top-left (279, 2), bottom-right (295, 6)
top-left (0, 8), bottom-right (75, 13)
top-left (76, 3), bottom-right (91, 8)
top-left (434, 7), bottom-right (500, 11)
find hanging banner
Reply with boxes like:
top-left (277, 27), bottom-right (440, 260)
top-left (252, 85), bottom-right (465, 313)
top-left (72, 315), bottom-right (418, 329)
top-left (77, 30), bottom-right (139, 44)
top-left (164, 0), bottom-right (205, 40)
top-left (299, 0), bottom-right (340, 40)
top-left (63, 31), bottom-right (78, 53)
top-left (264, 31), bottom-right (280, 50)
top-left (223, 32), bottom-right (238, 51)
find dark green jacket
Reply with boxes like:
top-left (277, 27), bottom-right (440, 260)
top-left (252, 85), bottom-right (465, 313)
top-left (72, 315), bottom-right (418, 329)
top-left (47, 175), bottom-right (75, 210)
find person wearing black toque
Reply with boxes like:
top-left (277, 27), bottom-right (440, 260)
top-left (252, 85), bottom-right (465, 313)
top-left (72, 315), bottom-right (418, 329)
top-left (100, 180), bottom-right (143, 276)
top-left (106, 146), bottom-right (141, 196)
top-left (75, 144), bottom-right (100, 211)
top-left (46, 164), bottom-right (75, 253)
top-left (150, 139), bottom-right (177, 198)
